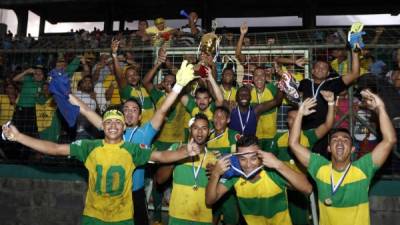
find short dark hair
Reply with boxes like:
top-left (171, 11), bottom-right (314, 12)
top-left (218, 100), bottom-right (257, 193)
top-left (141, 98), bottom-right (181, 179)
top-left (328, 128), bottom-right (352, 143)
top-left (121, 97), bottom-right (142, 115)
top-left (214, 106), bottom-right (230, 117)
top-left (313, 60), bottom-right (330, 69)
top-left (238, 85), bottom-right (250, 93)
top-left (193, 113), bottom-right (209, 126)
top-left (77, 75), bottom-right (92, 89)
top-left (194, 87), bottom-right (210, 98)
top-left (236, 85), bottom-right (251, 102)
top-left (222, 67), bottom-right (235, 75)
top-left (237, 135), bottom-right (259, 148)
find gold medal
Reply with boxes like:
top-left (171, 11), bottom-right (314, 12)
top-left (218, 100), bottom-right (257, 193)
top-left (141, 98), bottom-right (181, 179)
top-left (192, 185), bottom-right (198, 191)
top-left (324, 198), bottom-right (332, 206)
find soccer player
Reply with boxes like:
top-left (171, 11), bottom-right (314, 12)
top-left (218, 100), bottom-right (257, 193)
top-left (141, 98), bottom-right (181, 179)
top-left (298, 48), bottom-right (360, 157)
top-left (155, 113), bottom-right (218, 225)
top-left (2, 109), bottom-right (201, 225)
top-left (207, 106), bottom-right (240, 225)
top-left (220, 68), bottom-right (238, 109)
top-left (206, 135), bottom-right (312, 225)
top-left (229, 85), bottom-right (283, 137)
top-left (271, 90), bottom-right (335, 225)
top-left (250, 66), bottom-right (283, 150)
top-left (112, 39), bottom-right (155, 124)
top-left (69, 57), bottom-right (197, 225)
top-left (288, 90), bottom-right (397, 225)
top-left (142, 47), bottom-right (187, 150)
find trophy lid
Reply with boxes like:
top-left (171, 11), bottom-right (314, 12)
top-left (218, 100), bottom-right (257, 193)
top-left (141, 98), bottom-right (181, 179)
top-left (200, 32), bottom-right (220, 56)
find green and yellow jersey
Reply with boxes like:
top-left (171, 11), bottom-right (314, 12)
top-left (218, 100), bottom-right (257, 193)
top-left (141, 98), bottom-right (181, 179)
top-left (272, 129), bottom-right (318, 172)
top-left (70, 139), bottom-right (151, 224)
top-left (220, 85), bottom-right (237, 103)
top-left (150, 88), bottom-right (187, 150)
top-left (185, 95), bottom-right (216, 121)
top-left (168, 143), bottom-right (217, 225)
top-left (308, 153), bottom-right (379, 225)
top-left (184, 95), bottom-right (216, 142)
top-left (35, 97), bottom-right (60, 142)
top-left (120, 85), bottom-right (155, 124)
top-left (103, 74), bottom-right (122, 106)
top-left (250, 83), bottom-right (278, 147)
top-left (221, 169), bottom-right (292, 225)
top-left (207, 128), bottom-right (240, 225)
top-left (0, 95), bottom-right (15, 125)
top-left (207, 128), bottom-right (239, 154)
top-left (330, 58), bottom-right (368, 77)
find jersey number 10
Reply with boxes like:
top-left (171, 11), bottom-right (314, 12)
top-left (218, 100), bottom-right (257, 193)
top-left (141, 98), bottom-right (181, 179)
top-left (95, 165), bottom-right (126, 196)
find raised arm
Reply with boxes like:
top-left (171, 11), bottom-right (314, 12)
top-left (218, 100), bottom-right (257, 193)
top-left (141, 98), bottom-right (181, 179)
top-left (205, 156), bottom-right (231, 206)
top-left (80, 56), bottom-right (91, 77)
top-left (2, 125), bottom-right (70, 156)
top-left (206, 68), bottom-right (224, 106)
top-left (274, 56), bottom-right (308, 68)
top-left (143, 47), bottom-right (166, 92)
top-left (370, 27), bottom-right (384, 45)
top-left (254, 89), bottom-right (284, 117)
top-left (69, 94), bottom-right (102, 129)
top-left (235, 22), bottom-right (248, 63)
top-left (150, 60), bottom-right (196, 129)
top-left (288, 98), bottom-right (317, 167)
top-left (111, 39), bottom-right (128, 89)
top-left (257, 150), bottom-right (312, 194)
top-left (65, 56), bottom-right (81, 78)
top-left (13, 68), bottom-right (34, 82)
top-left (361, 90), bottom-right (397, 167)
top-left (315, 90), bottom-right (336, 138)
top-left (342, 51), bottom-right (360, 85)
top-left (150, 139), bottom-right (200, 163)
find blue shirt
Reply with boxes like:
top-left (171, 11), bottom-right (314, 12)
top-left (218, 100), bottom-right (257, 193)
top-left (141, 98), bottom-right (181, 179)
top-left (124, 122), bottom-right (157, 191)
top-left (229, 106), bottom-right (257, 135)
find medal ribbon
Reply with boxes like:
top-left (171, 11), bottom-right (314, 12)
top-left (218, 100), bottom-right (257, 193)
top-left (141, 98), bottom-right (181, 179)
top-left (134, 87), bottom-right (145, 107)
top-left (311, 79), bottom-right (326, 99)
top-left (237, 106), bottom-right (251, 134)
top-left (192, 147), bottom-right (208, 186)
top-left (207, 131), bottom-right (225, 143)
top-left (221, 85), bottom-right (233, 101)
top-left (330, 162), bottom-right (352, 196)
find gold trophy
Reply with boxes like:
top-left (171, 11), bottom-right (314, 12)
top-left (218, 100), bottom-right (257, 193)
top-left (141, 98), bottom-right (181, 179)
top-left (196, 32), bottom-right (221, 77)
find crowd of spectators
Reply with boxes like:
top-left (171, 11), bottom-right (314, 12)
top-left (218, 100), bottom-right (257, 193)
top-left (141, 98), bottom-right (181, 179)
top-left (0, 12), bottom-right (400, 225)
top-left (0, 14), bottom-right (399, 165)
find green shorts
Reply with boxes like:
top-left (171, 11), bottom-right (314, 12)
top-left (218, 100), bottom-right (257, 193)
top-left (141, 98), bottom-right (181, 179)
top-left (81, 215), bottom-right (133, 225)
top-left (213, 189), bottom-right (239, 225)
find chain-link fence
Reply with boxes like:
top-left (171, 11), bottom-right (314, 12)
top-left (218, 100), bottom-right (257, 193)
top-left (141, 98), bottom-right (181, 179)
top-left (0, 27), bottom-right (399, 176)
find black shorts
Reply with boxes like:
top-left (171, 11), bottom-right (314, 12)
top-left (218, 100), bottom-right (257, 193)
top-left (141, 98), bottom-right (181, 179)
top-left (133, 187), bottom-right (149, 225)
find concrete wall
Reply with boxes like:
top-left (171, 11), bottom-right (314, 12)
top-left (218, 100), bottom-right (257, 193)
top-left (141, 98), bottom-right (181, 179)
top-left (0, 176), bottom-right (399, 225)
top-left (370, 196), bottom-right (400, 225)
top-left (0, 177), bottom-right (86, 225)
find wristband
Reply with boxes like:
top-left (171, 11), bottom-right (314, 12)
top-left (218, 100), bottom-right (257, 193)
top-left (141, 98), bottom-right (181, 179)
top-left (172, 84), bottom-right (183, 94)
top-left (328, 102), bottom-right (335, 106)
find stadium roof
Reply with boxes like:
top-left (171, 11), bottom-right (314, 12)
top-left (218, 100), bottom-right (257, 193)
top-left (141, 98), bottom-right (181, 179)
top-left (1, 0), bottom-right (399, 24)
